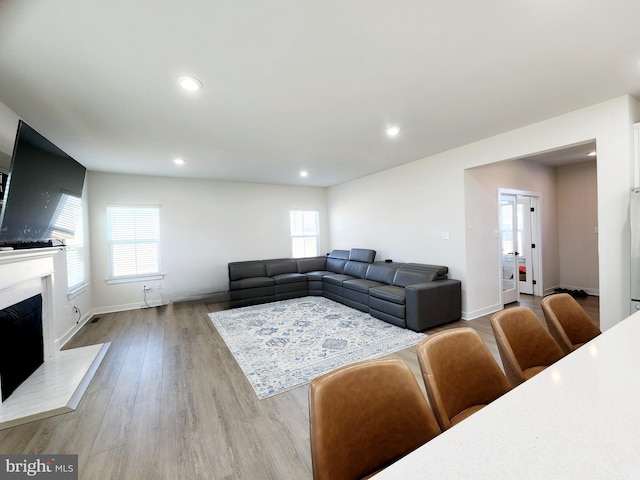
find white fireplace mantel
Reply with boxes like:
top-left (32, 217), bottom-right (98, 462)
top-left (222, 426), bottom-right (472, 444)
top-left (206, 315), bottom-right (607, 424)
top-left (0, 246), bottom-right (63, 266)
top-left (0, 247), bottom-right (61, 360)
top-left (0, 246), bottom-right (109, 429)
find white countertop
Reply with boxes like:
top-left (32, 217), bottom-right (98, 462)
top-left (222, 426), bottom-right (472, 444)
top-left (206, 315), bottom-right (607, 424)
top-left (374, 312), bottom-right (640, 479)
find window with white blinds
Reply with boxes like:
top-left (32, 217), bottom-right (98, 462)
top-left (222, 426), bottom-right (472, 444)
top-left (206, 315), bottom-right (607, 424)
top-left (51, 194), bottom-right (82, 239)
top-left (47, 193), bottom-right (86, 293)
top-left (107, 206), bottom-right (161, 280)
top-left (290, 210), bottom-right (319, 258)
top-left (66, 206), bottom-right (85, 292)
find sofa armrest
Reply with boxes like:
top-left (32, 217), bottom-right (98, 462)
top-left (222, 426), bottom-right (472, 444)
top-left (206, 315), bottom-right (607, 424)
top-left (405, 279), bottom-right (461, 332)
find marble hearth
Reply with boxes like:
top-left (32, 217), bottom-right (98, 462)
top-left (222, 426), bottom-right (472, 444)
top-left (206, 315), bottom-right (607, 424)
top-left (0, 247), bottom-right (109, 430)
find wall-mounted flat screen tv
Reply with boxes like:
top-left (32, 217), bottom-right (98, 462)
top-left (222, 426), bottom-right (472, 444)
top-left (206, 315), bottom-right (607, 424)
top-left (0, 120), bottom-right (86, 246)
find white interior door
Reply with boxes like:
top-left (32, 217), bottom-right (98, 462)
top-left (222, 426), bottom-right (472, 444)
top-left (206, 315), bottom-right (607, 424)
top-left (517, 196), bottom-right (534, 295)
top-left (500, 194), bottom-right (519, 305)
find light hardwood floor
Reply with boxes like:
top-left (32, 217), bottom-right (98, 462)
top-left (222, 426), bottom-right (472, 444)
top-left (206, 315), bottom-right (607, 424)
top-left (0, 294), bottom-right (599, 479)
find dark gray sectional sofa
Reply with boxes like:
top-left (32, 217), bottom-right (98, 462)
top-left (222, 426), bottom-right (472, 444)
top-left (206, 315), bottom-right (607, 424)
top-left (227, 248), bottom-right (461, 332)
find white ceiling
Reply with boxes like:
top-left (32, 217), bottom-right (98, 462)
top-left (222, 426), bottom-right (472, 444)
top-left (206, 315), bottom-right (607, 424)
top-left (0, 0), bottom-right (638, 187)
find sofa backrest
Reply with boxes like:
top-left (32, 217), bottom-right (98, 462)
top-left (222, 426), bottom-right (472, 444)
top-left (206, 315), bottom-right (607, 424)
top-left (401, 263), bottom-right (448, 280)
top-left (229, 260), bottom-right (267, 281)
top-left (326, 249), bottom-right (350, 273)
top-left (365, 263), bottom-right (398, 284)
top-left (349, 248), bottom-right (376, 263)
top-left (343, 260), bottom-right (369, 279)
top-left (328, 249), bottom-right (350, 259)
top-left (265, 258), bottom-right (298, 277)
top-left (296, 256), bottom-right (327, 273)
top-left (392, 268), bottom-right (438, 287)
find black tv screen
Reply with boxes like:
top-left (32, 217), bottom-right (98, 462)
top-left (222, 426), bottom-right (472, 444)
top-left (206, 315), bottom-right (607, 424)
top-left (0, 121), bottom-right (86, 245)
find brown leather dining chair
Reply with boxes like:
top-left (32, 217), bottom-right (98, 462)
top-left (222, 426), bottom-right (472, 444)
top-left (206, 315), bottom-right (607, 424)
top-left (541, 293), bottom-right (601, 354)
top-left (308, 357), bottom-right (441, 480)
top-left (490, 306), bottom-right (565, 387)
top-left (415, 327), bottom-right (511, 431)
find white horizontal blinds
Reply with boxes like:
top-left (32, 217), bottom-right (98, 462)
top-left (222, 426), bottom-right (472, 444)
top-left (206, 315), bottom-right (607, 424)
top-left (47, 194), bottom-right (87, 291)
top-left (66, 199), bottom-right (85, 291)
top-left (107, 206), bottom-right (160, 278)
top-left (290, 210), bottom-right (319, 258)
top-left (51, 194), bottom-right (82, 239)
top-left (67, 244), bottom-right (85, 290)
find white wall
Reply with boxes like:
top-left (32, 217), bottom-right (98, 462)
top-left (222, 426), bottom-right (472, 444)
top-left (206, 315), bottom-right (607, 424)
top-left (328, 95), bottom-right (640, 330)
top-left (0, 101), bottom-right (19, 157)
top-left (557, 160), bottom-right (599, 293)
top-left (87, 172), bottom-right (328, 313)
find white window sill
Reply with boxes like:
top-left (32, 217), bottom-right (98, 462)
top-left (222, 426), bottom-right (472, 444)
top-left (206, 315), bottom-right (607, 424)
top-left (67, 283), bottom-right (88, 300)
top-left (106, 273), bottom-right (165, 285)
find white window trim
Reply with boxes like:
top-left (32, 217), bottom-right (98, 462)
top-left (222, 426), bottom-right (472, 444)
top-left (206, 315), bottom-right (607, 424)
top-left (67, 282), bottom-right (88, 300)
top-left (106, 273), bottom-right (165, 285)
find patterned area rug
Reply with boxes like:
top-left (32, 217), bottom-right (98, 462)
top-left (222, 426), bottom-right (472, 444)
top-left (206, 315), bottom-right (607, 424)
top-left (208, 296), bottom-right (426, 399)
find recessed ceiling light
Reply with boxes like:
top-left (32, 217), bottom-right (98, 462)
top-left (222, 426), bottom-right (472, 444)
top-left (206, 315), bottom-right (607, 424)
top-left (385, 125), bottom-right (400, 137)
top-left (173, 158), bottom-right (185, 165)
top-left (300, 170), bottom-right (309, 177)
top-left (587, 151), bottom-right (597, 157)
top-left (177, 75), bottom-right (202, 92)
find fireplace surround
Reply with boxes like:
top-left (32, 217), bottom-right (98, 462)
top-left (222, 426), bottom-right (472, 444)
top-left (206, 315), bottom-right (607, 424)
top-left (0, 247), bottom-right (109, 429)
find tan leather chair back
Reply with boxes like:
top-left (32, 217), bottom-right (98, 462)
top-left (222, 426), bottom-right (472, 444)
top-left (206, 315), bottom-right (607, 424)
top-left (491, 306), bottom-right (565, 386)
top-left (541, 293), bottom-right (601, 354)
top-left (416, 327), bottom-right (511, 431)
top-left (309, 357), bottom-right (441, 480)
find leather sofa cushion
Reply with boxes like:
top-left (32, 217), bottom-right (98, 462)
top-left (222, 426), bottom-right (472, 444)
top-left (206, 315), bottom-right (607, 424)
top-left (272, 273), bottom-right (307, 284)
top-left (349, 248), bottom-right (376, 263)
top-left (305, 271), bottom-right (334, 281)
top-left (393, 268), bottom-right (437, 287)
top-left (329, 249), bottom-right (350, 259)
top-left (230, 277), bottom-right (275, 289)
top-left (369, 285), bottom-right (406, 305)
top-left (265, 258), bottom-right (297, 277)
top-left (365, 264), bottom-right (398, 284)
top-left (343, 260), bottom-right (369, 279)
top-left (402, 263), bottom-right (448, 280)
top-left (323, 274), bottom-right (355, 286)
top-left (343, 278), bottom-right (384, 294)
top-left (326, 257), bottom-right (347, 273)
top-left (229, 261), bottom-right (267, 281)
top-left (296, 256), bottom-right (327, 273)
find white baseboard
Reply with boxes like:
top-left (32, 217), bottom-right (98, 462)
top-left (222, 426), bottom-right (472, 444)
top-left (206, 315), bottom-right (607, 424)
top-left (462, 302), bottom-right (503, 321)
top-left (56, 310), bottom-right (95, 349)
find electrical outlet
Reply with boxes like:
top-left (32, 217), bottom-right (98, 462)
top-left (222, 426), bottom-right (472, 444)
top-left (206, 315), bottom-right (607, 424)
top-left (143, 284), bottom-right (150, 291)
top-left (156, 282), bottom-right (162, 290)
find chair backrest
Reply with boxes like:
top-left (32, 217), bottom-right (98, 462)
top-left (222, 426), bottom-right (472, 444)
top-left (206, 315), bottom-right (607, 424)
top-left (541, 293), bottom-right (601, 354)
top-left (415, 327), bottom-right (511, 431)
top-left (490, 307), bottom-right (565, 387)
top-left (309, 357), bottom-right (441, 480)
